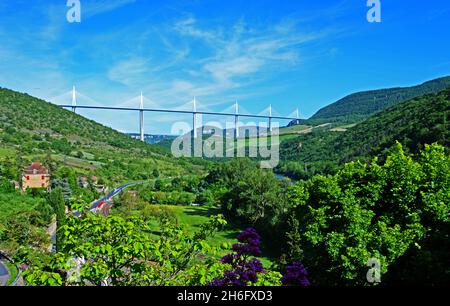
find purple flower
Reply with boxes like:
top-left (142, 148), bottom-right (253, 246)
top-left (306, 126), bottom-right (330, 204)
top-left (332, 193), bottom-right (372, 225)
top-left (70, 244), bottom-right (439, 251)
top-left (237, 228), bottom-right (261, 245)
top-left (221, 254), bottom-right (234, 264)
top-left (209, 228), bottom-right (266, 286)
top-left (281, 261), bottom-right (310, 287)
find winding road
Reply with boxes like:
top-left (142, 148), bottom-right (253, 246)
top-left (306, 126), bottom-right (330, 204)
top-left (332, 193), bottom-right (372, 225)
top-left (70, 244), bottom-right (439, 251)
top-left (0, 260), bottom-right (10, 286)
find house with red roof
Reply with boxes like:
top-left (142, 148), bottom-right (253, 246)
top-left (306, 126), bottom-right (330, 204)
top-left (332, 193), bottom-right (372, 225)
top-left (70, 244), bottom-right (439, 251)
top-left (21, 162), bottom-right (51, 191)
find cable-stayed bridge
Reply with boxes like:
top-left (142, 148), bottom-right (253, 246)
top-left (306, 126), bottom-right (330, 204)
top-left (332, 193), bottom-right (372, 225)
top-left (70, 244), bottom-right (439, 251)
top-left (52, 87), bottom-right (300, 142)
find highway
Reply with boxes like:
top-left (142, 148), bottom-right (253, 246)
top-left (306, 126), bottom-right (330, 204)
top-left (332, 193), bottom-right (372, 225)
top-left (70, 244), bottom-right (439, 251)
top-left (89, 182), bottom-right (137, 210)
top-left (73, 182), bottom-right (138, 217)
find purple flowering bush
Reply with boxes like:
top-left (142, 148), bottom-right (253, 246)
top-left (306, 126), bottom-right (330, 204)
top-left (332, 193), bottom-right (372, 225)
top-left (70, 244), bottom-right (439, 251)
top-left (281, 261), bottom-right (310, 286)
top-left (210, 228), bottom-right (310, 286)
top-left (210, 228), bottom-right (265, 286)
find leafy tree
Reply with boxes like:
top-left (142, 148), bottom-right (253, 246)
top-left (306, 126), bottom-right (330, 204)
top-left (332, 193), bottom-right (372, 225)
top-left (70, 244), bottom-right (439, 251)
top-left (22, 210), bottom-right (229, 286)
top-left (287, 143), bottom-right (449, 285)
top-left (48, 188), bottom-right (66, 250)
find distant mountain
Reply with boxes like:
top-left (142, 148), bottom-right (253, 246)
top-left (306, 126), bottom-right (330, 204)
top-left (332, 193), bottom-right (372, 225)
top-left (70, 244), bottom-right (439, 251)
top-left (278, 88), bottom-right (450, 179)
top-left (306, 76), bottom-right (450, 125)
top-left (126, 133), bottom-right (176, 144)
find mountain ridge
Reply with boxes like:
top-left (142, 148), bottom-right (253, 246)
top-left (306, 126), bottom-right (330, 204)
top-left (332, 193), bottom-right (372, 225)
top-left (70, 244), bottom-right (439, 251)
top-left (278, 88), bottom-right (450, 179)
top-left (289, 75), bottom-right (450, 126)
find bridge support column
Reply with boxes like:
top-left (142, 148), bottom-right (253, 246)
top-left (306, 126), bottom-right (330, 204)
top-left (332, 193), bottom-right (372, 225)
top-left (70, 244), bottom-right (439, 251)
top-left (269, 117), bottom-right (273, 133)
top-left (139, 92), bottom-right (145, 142)
top-left (71, 85), bottom-right (77, 113)
top-left (235, 115), bottom-right (239, 139)
top-left (139, 110), bottom-right (144, 142)
top-left (193, 112), bottom-right (197, 139)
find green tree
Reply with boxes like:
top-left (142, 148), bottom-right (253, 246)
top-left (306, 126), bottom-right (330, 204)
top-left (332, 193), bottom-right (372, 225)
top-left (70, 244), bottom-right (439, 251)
top-left (288, 143), bottom-right (449, 285)
top-left (22, 210), bottom-right (228, 286)
top-left (48, 188), bottom-right (66, 251)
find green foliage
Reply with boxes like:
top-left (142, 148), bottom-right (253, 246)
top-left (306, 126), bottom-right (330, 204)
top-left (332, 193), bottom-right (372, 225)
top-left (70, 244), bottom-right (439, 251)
top-left (278, 88), bottom-right (450, 179)
top-left (205, 158), bottom-right (290, 244)
top-left (287, 143), bottom-right (449, 285)
top-left (253, 270), bottom-right (283, 286)
top-left (48, 188), bottom-right (66, 250)
top-left (0, 210), bottom-right (50, 255)
top-left (22, 209), bottom-right (229, 286)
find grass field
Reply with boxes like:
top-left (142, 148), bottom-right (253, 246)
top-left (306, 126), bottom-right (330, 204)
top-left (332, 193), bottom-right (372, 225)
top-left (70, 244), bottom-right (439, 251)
top-left (148, 205), bottom-right (275, 267)
top-left (278, 124), bottom-right (311, 135)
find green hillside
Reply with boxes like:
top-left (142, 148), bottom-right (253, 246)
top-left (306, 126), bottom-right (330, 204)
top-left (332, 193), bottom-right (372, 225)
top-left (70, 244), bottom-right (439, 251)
top-left (0, 87), bottom-right (207, 186)
top-left (308, 75), bottom-right (450, 125)
top-left (278, 88), bottom-right (450, 179)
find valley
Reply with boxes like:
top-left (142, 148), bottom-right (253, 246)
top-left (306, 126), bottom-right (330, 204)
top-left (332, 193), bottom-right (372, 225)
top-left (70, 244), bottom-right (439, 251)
top-left (0, 77), bottom-right (449, 287)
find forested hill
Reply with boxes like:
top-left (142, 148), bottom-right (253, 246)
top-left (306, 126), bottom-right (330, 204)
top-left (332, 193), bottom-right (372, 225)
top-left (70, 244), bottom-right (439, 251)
top-left (0, 87), bottom-right (151, 150)
top-left (278, 88), bottom-right (450, 178)
top-left (308, 75), bottom-right (450, 125)
top-left (0, 87), bottom-right (205, 184)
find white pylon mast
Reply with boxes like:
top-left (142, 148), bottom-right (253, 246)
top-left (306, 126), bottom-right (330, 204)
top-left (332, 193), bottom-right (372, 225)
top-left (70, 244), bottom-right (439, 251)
top-left (139, 92), bottom-right (144, 142)
top-left (296, 108), bottom-right (299, 120)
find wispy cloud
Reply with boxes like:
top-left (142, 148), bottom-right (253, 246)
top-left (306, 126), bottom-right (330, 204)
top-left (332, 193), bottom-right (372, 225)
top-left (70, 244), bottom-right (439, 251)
top-left (83, 0), bottom-right (137, 18)
top-left (108, 57), bottom-right (150, 86)
top-left (162, 16), bottom-right (334, 105)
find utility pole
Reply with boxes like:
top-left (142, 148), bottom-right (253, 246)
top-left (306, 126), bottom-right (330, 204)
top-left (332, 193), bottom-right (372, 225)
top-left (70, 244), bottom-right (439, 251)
top-left (140, 92), bottom-right (144, 142)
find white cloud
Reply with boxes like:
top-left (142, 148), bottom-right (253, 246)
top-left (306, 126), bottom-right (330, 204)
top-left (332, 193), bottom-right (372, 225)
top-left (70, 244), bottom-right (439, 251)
top-left (165, 17), bottom-right (331, 105)
top-left (107, 57), bottom-right (150, 86)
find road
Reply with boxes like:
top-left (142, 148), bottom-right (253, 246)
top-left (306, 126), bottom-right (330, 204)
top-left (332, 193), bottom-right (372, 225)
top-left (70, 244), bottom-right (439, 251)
top-left (73, 182), bottom-right (138, 217)
top-left (0, 260), bottom-right (9, 286)
top-left (89, 183), bottom-right (137, 210)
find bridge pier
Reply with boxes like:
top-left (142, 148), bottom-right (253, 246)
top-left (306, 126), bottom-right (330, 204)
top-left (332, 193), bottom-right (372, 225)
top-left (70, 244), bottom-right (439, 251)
top-left (193, 112), bottom-right (197, 139)
top-left (139, 110), bottom-right (144, 142)
top-left (72, 86), bottom-right (77, 113)
top-left (269, 104), bottom-right (273, 132)
top-left (139, 92), bottom-right (144, 142)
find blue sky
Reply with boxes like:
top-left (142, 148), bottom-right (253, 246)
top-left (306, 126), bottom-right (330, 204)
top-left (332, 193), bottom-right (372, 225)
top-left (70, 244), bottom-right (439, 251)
top-left (0, 0), bottom-right (449, 134)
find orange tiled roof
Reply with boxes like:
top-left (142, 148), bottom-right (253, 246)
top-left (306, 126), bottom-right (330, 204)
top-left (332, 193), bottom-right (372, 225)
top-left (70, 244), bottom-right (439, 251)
top-left (23, 162), bottom-right (49, 175)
